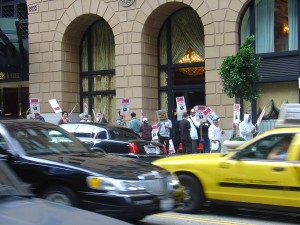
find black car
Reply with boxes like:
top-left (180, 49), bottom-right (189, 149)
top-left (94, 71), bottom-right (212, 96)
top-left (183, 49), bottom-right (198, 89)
top-left (60, 122), bottom-right (167, 162)
top-left (0, 160), bottom-right (132, 225)
top-left (0, 120), bottom-right (184, 221)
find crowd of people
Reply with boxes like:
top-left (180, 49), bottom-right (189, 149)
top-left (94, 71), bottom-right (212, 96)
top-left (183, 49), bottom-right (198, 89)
top-left (29, 107), bottom-right (261, 154)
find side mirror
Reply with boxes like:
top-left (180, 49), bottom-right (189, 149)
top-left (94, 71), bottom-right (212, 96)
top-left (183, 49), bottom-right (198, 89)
top-left (233, 151), bottom-right (242, 161)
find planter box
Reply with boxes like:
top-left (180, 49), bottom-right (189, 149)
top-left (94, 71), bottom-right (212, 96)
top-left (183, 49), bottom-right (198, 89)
top-left (223, 140), bottom-right (246, 151)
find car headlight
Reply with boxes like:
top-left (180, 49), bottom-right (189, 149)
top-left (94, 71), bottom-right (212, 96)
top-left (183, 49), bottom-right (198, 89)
top-left (86, 176), bottom-right (146, 192)
top-left (167, 173), bottom-right (180, 189)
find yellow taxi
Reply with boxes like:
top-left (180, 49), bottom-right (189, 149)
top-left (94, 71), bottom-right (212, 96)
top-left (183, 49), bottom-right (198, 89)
top-left (153, 104), bottom-right (300, 213)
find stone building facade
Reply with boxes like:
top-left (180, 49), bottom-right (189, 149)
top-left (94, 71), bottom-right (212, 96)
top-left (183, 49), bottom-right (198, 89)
top-left (25, 0), bottom-right (242, 127)
top-left (1, 0), bottom-right (298, 131)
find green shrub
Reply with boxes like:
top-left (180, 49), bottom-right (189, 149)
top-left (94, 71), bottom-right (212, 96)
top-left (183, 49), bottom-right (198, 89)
top-left (230, 136), bottom-right (246, 141)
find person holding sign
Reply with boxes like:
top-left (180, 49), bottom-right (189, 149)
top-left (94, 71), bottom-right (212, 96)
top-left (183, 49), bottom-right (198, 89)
top-left (188, 109), bottom-right (200, 153)
top-left (58, 111), bottom-right (70, 125)
top-left (208, 115), bottom-right (224, 153)
top-left (158, 118), bottom-right (172, 154)
top-left (179, 112), bottom-right (192, 154)
top-left (239, 114), bottom-right (256, 141)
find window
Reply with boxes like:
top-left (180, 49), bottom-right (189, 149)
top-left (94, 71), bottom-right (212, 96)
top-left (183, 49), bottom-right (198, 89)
top-left (240, 0), bottom-right (298, 53)
top-left (80, 20), bottom-right (115, 123)
top-left (239, 134), bottom-right (294, 160)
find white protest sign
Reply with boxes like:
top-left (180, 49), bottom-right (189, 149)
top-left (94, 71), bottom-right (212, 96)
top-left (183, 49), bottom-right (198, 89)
top-left (195, 105), bottom-right (207, 123)
top-left (48, 99), bottom-right (62, 113)
top-left (120, 98), bottom-right (130, 114)
top-left (156, 109), bottom-right (168, 122)
top-left (152, 124), bottom-right (159, 141)
top-left (204, 107), bottom-right (219, 124)
top-left (233, 104), bottom-right (241, 124)
top-left (176, 96), bottom-right (187, 113)
top-left (257, 107), bottom-right (265, 126)
top-left (169, 139), bottom-right (175, 154)
top-left (30, 98), bottom-right (40, 114)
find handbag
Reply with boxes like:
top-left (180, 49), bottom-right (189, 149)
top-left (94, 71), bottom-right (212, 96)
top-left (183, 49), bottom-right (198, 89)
top-left (211, 141), bottom-right (219, 150)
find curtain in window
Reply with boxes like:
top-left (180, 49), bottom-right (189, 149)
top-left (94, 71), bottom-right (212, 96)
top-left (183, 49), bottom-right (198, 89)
top-left (92, 74), bottom-right (115, 91)
top-left (159, 26), bottom-right (167, 65)
top-left (81, 36), bottom-right (88, 72)
top-left (160, 92), bottom-right (168, 111)
top-left (255, 0), bottom-right (275, 53)
top-left (240, 9), bottom-right (250, 45)
top-left (93, 94), bottom-right (116, 124)
top-left (257, 82), bottom-right (298, 116)
top-left (171, 8), bottom-right (204, 64)
top-left (288, 0), bottom-right (298, 50)
top-left (92, 21), bottom-right (115, 71)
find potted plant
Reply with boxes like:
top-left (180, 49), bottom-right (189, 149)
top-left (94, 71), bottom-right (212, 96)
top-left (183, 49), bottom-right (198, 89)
top-left (219, 35), bottom-right (261, 105)
top-left (219, 35), bottom-right (261, 140)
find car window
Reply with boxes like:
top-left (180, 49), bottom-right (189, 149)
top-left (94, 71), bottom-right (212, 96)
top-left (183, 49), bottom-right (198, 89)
top-left (74, 124), bottom-right (100, 138)
top-left (239, 134), bottom-right (294, 160)
top-left (95, 130), bottom-right (108, 139)
top-left (7, 125), bottom-right (90, 156)
top-left (108, 128), bottom-right (140, 141)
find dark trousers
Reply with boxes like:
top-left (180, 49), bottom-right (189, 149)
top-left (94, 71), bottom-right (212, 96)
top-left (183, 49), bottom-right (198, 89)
top-left (159, 135), bottom-right (170, 154)
top-left (181, 139), bottom-right (192, 154)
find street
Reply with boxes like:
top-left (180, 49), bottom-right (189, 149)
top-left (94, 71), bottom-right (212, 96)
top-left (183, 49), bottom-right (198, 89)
top-left (137, 207), bottom-right (300, 225)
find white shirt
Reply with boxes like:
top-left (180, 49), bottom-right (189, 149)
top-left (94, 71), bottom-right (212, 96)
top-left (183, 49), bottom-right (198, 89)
top-left (208, 123), bottom-right (222, 141)
top-left (239, 114), bottom-right (256, 141)
top-left (187, 115), bottom-right (200, 140)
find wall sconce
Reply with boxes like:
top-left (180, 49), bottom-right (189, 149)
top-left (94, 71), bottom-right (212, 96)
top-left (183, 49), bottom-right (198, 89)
top-left (283, 23), bottom-right (289, 34)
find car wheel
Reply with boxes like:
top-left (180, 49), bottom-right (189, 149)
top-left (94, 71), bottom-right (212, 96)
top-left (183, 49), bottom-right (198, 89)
top-left (176, 174), bottom-right (204, 213)
top-left (42, 185), bottom-right (79, 207)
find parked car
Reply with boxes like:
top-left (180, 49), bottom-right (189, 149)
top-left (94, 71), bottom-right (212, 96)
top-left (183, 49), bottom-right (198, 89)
top-left (0, 159), bottom-right (132, 225)
top-left (60, 122), bottom-right (167, 162)
top-left (0, 119), bottom-right (184, 221)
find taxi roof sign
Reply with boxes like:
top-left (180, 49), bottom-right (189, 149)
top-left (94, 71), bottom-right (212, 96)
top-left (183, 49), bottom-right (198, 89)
top-left (275, 103), bottom-right (300, 127)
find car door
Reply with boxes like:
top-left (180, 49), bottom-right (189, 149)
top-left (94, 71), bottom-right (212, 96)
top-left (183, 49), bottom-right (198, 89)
top-left (215, 133), bottom-right (299, 208)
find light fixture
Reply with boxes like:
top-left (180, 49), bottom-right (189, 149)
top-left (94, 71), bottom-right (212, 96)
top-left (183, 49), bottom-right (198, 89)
top-left (178, 47), bottom-right (205, 76)
top-left (283, 23), bottom-right (289, 34)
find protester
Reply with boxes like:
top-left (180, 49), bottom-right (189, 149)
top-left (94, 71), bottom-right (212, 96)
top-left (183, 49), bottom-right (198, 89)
top-left (239, 113), bottom-right (256, 141)
top-left (172, 119), bottom-right (181, 153)
top-left (116, 111), bottom-right (126, 127)
top-left (200, 121), bottom-right (210, 153)
top-left (179, 112), bottom-right (192, 154)
top-left (158, 118), bottom-right (172, 154)
top-left (79, 113), bottom-right (92, 122)
top-left (139, 118), bottom-right (153, 141)
top-left (98, 114), bottom-right (108, 125)
top-left (208, 115), bottom-right (224, 153)
top-left (34, 113), bottom-right (45, 122)
top-left (128, 112), bottom-right (140, 134)
top-left (58, 111), bottom-right (70, 125)
top-left (187, 109), bottom-right (200, 153)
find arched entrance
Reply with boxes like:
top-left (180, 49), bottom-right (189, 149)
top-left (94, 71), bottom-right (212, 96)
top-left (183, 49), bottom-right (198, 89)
top-left (158, 8), bottom-right (205, 120)
top-left (79, 19), bottom-right (116, 124)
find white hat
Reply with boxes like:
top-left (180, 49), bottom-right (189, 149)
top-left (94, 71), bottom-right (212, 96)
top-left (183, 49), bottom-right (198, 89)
top-left (142, 117), bottom-right (148, 122)
top-left (190, 109), bottom-right (195, 113)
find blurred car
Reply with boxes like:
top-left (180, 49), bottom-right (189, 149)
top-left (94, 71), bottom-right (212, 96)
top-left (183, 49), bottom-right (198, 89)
top-left (153, 126), bottom-right (300, 214)
top-left (0, 119), bottom-right (184, 221)
top-left (0, 159), bottom-right (132, 225)
top-left (60, 122), bottom-right (167, 162)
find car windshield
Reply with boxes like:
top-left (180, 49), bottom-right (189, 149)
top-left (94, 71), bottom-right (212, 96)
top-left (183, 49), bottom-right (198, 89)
top-left (6, 123), bottom-right (90, 156)
top-left (0, 160), bottom-right (31, 198)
